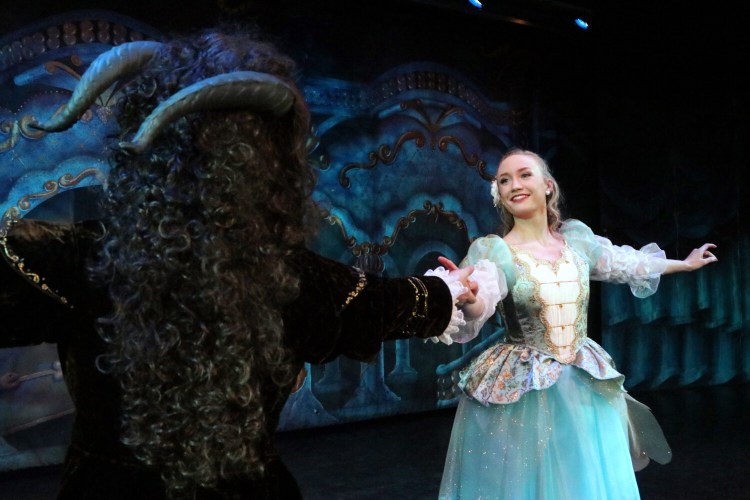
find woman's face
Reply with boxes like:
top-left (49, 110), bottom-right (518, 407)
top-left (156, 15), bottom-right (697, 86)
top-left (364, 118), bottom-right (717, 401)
top-left (495, 153), bottom-right (552, 220)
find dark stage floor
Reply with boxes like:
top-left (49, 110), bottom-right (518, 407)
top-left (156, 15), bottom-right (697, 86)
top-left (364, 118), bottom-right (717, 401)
top-left (1, 383), bottom-right (748, 499)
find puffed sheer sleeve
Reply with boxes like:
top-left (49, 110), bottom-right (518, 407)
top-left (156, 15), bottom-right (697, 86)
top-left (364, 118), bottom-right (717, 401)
top-left (561, 219), bottom-right (667, 298)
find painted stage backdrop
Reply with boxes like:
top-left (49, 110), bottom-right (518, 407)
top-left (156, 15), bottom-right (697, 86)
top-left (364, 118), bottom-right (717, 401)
top-left (1, 7), bottom-right (748, 473)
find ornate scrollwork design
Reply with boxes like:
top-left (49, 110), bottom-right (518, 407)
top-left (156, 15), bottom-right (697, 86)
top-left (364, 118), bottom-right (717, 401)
top-left (15, 168), bottom-right (102, 212)
top-left (381, 200), bottom-right (466, 250)
top-left (43, 58), bottom-right (85, 80)
top-left (401, 100), bottom-right (465, 146)
top-left (350, 241), bottom-right (388, 257)
top-left (318, 210), bottom-right (389, 256)
top-left (338, 130), bottom-right (426, 188)
top-left (0, 120), bottom-right (21, 151)
top-left (319, 200), bottom-right (468, 259)
top-left (0, 114), bottom-right (57, 153)
top-left (338, 99), bottom-right (492, 187)
top-left (1, 55), bottom-right (118, 155)
top-left (321, 212), bottom-right (358, 249)
top-left (41, 56), bottom-right (121, 127)
top-left (438, 136), bottom-right (493, 181)
top-left (0, 168), bottom-right (104, 307)
top-left (19, 114), bottom-right (46, 140)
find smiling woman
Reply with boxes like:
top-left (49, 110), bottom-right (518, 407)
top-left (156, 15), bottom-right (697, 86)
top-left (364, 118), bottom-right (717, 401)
top-left (491, 150), bottom-right (564, 239)
top-left (436, 148), bottom-right (719, 500)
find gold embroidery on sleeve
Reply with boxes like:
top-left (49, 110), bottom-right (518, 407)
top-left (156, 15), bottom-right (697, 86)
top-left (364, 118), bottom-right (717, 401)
top-left (0, 213), bottom-right (71, 307)
top-left (342, 267), bottom-right (367, 308)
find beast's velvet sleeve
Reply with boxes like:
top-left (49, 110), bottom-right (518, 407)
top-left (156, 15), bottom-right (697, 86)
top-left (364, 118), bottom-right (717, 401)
top-left (0, 219), bottom-right (92, 347)
top-left (282, 249), bottom-right (453, 364)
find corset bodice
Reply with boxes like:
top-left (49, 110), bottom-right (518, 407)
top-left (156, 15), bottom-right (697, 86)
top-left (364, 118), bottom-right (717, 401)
top-left (503, 244), bottom-right (590, 363)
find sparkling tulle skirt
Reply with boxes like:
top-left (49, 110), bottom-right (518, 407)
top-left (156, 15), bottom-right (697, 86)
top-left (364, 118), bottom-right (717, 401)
top-left (439, 366), bottom-right (670, 500)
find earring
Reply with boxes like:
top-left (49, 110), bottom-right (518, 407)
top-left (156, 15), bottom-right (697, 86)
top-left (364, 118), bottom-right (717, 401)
top-left (546, 190), bottom-right (551, 195)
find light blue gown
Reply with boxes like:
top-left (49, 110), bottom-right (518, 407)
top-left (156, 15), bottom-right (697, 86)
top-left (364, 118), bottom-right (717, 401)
top-left (438, 220), bottom-right (672, 500)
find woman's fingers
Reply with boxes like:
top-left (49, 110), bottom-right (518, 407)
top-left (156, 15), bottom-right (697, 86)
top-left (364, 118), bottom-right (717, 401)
top-left (438, 256), bottom-right (459, 270)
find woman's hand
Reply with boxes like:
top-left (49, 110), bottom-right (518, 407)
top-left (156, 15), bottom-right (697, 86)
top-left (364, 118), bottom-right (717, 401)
top-left (683, 243), bottom-right (718, 271)
top-left (665, 243), bottom-right (718, 274)
top-left (437, 256), bottom-right (459, 271)
top-left (439, 257), bottom-right (478, 304)
top-left (438, 256), bottom-right (486, 321)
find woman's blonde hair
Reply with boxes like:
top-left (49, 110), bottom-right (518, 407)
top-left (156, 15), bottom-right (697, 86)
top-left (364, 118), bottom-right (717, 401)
top-left (492, 148), bottom-right (564, 235)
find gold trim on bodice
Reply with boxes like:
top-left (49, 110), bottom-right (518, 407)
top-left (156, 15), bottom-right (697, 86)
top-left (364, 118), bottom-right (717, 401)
top-left (510, 244), bottom-right (585, 363)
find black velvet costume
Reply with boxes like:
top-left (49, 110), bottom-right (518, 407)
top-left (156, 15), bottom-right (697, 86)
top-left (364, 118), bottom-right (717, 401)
top-left (0, 218), bottom-right (453, 499)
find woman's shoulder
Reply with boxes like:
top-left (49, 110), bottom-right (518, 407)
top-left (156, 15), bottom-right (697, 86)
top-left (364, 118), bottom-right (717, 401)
top-left (560, 218), bottom-right (594, 237)
top-left (468, 233), bottom-right (511, 254)
top-left (559, 219), bottom-right (603, 263)
top-left (464, 234), bottom-right (515, 278)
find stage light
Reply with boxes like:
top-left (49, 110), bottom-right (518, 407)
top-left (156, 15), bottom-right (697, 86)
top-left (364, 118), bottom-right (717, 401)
top-left (574, 18), bottom-right (589, 30)
top-left (468, 0), bottom-right (483, 9)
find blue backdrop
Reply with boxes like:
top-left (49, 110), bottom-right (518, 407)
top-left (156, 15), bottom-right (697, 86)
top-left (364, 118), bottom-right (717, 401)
top-left (0, 3), bottom-right (747, 472)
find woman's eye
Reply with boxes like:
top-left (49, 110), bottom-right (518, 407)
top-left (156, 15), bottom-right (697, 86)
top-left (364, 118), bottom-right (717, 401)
top-left (521, 172), bottom-right (531, 178)
top-left (498, 178), bottom-right (508, 184)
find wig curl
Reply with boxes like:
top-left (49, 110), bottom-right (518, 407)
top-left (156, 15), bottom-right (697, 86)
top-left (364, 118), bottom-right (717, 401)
top-left (90, 27), bottom-right (315, 497)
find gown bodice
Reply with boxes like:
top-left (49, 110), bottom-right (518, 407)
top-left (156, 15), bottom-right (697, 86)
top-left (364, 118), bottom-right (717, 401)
top-left (454, 220), bottom-right (668, 406)
top-left (504, 244), bottom-right (590, 363)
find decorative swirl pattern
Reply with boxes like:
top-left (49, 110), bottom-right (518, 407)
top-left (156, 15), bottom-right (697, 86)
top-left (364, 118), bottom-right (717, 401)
top-left (338, 130), bottom-right (426, 188)
top-left (15, 168), bottom-right (102, 211)
top-left (338, 99), bottom-right (492, 187)
top-left (320, 200), bottom-right (467, 257)
top-left (0, 120), bottom-right (20, 151)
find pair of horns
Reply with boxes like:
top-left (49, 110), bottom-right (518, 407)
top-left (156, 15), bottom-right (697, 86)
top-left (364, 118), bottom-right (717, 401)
top-left (32, 41), bottom-right (297, 153)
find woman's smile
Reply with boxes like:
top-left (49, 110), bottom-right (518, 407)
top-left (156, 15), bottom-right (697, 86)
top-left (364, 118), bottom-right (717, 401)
top-left (510, 193), bottom-right (530, 203)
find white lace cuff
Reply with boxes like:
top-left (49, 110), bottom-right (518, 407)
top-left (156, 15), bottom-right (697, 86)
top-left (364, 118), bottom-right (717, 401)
top-left (424, 259), bottom-right (505, 345)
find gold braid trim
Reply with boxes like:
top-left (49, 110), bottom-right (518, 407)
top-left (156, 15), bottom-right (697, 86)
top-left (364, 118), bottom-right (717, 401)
top-left (401, 277), bottom-right (429, 336)
top-left (412, 276), bottom-right (429, 318)
top-left (341, 266), bottom-right (367, 309)
top-left (0, 214), bottom-right (71, 307)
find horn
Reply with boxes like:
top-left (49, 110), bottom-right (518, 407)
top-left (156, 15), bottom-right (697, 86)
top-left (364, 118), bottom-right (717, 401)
top-left (32, 41), bottom-right (165, 132)
top-left (118, 71), bottom-right (296, 154)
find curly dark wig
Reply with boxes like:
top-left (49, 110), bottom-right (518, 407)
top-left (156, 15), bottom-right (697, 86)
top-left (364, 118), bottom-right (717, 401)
top-left (89, 28), bottom-right (315, 497)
